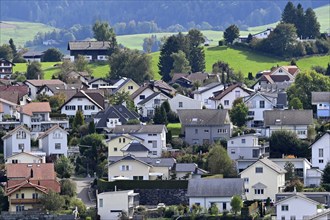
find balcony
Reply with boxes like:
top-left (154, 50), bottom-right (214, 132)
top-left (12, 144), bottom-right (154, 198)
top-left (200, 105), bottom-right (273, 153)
top-left (11, 198), bottom-right (40, 204)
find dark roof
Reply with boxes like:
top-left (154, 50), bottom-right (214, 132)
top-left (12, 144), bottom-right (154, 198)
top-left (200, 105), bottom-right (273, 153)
top-left (210, 84), bottom-right (253, 101)
top-left (311, 92), bottom-right (330, 103)
top-left (60, 90), bottom-right (104, 110)
top-left (186, 178), bottom-right (244, 197)
top-left (0, 58), bottom-right (15, 66)
top-left (178, 109), bottom-right (230, 126)
top-left (113, 125), bottom-right (166, 134)
top-left (130, 84), bottom-right (150, 100)
top-left (263, 110), bottom-right (313, 126)
top-left (259, 75), bottom-right (291, 84)
top-left (0, 85), bottom-right (29, 103)
top-left (109, 155), bottom-right (152, 167)
top-left (121, 141), bottom-right (150, 152)
top-left (22, 51), bottom-right (44, 57)
top-left (192, 82), bottom-right (222, 94)
top-left (174, 163), bottom-right (208, 174)
top-left (137, 92), bottom-right (163, 105)
top-left (95, 105), bottom-right (139, 128)
top-left (68, 41), bottom-right (112, 51)
top-left (109, 156), bottom-right (176, 167)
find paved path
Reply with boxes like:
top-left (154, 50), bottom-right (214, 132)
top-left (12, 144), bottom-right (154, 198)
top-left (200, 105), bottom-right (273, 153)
top-left (72, 176), bottom-right (96, 208)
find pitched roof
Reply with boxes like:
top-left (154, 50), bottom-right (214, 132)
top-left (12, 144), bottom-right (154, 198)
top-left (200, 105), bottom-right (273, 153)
top-left (186, 178), bottom-right (244, 197)
top-left (109, 156), bottom-right (176, 167)
top-left (279, 66), bottom-right (300, 75)
top-left (109, 154), bottom-right (152, 167)
top-left (25, 79), bottom-right (65, 87)
top-left (192, 82), bottom-right (222, 94)
top-left (210, 84), bottom-right (253, 101)
top-left (37, 125), bottom-right (68, 139)
top-left (113, 124), bottom-right (166, 134)
top-left (174, 163), bottom-right (207, 174)
top-left (121, 141), bottom-right (150, 152)
top-left (307, 208), bottom-right (330, 220)
top-left (6, 163), bottom-right (57, 180)
top-left (0, 58), bottom-right (15, 65)
top-left (311, 92), bottom-right (330, 103)
top-left (60, 90), bottom-right (104, 110)
top-left (263, 110), bottom-right (313, 126)
top-left (6, 180), bottom-right (49, 196)
top-left (137, 92), bottom-right (163, 105)
top-left (6, 152), bottom-right (43, 160)
top-left (0, 91), bottom-right (20, 104)
top-left (309, 131), bottom-right (330, 148)
top-left (130, 84), bottom-right (150, 99)
top-left (22, 51), bottom-right (44, 57)
top-left (0, 85), bottom-right (29, 103)
top-left (178, 109), bottom-right (230, 126)
top-left (20, 102), bottom-right (51, 116)
top-left (2, 125), bottom-right (30, 140)
top-left (275, 192), bottom-right (320, 206)
top-left (68, 41), bottom-right (113, 51)
top-left (252, 182), bottom-right (267, 189)
top-left (257, 158), bottom-right (286, 174)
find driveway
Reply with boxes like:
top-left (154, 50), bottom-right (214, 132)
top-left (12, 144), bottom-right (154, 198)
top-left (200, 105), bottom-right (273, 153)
top-left (72, 176), bottom-right (96, 208)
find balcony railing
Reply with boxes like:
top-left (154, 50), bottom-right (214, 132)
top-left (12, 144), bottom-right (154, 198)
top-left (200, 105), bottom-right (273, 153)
top-left (11, 198), bottom-right (40, 204)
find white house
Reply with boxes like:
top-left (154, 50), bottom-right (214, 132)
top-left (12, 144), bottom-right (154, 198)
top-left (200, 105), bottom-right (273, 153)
top-left (263, 110), bottom-right (314, 139)
top-left (87, 78), bottom-right (110, 89)
top-left (5, 152), bottom-right (45, 164)
top-left (131, 85), bottom-right (155, 107)
top-left (24, 79), bottom-right (65, 100)
top-left (186, 178), bottom-right (245, 212)
top-left (168, 94), bottom-right (203, 113)
top-left (209, 84), bottom-right (253, 109)
top-left (2, 125), bottom-right (31, 159)
top-left (112, 125), bottom-right (167, 157)
top-left (275, 193), bottom-right (320, 220)
top-left (312, 92), bottom-right (330, 119)
top-left (192, 82), bottom-right (223, 109)
top-left (243, 92), bottom-right (276, 128)
top-left (37, 125), bottom-right (68, 157)
top-left (0, 98), bottom-right (19, 120)
top-left (137, 92), bottom-right (170, 118)
top-left (240, 158), bottom-right (286, 201)
top-left (60, 90), bottom-right (104, 118)
top-left (97, 190), bottom-right (139, 220)
top-left (311, 131), bottom-right (330, 170)
top-left (227, 134), bottom-right (266, 160)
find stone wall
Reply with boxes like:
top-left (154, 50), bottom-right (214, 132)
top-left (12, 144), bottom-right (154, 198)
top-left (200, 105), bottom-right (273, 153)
top-left (135, 188), bottom-right (188, 205)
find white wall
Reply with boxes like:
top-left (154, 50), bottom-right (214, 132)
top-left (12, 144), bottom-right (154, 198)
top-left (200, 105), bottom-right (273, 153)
top-left (61, 97), bottom-right (102, 117)
top-left (276, 197), bottom-right (318, 220)
top-left (267, 125), bottom-right (309, 139)
top-left (227, 135), bottom-right (262, 160)
top-left (211, 87), bottom-right (251, 109)
top-left (41, 128), bottom-right (68, 157)
top-left (244, 94), bottom-right (275, 124)
top-left (138, 93), bottom-right (169, 118)
top-left (189, 196), bottom-right (233, 213)
top-left (108, 160), bottom-right (150, 181)
top-left (133, 88), bottom-right (154, 106)
top-left (311, 133), bottom-right (330, 170)
top-left (169, 94), bottom-right (203, 113)
top-left (4, 129), bottom-right (31, 159)
top-left (134, 130), bottom-right (166, 158)
top-left (194, 84), bottom-right (223, 109)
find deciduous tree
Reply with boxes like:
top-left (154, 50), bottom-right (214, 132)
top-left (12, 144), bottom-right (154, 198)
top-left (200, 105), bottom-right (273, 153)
top-left (207, 144), bottom-right (237, 177)
top-left (289, 97), bottom-right (303, 109)
top-left (55, 156), bottom-right (74, 178)
top-left (26, 61), bottom-right (43, 79)
top-left (60, 179), bottom-right (77, 197)
top-left (73, 110), bottom-right (85, 130)
top-left (229, 100), bottom-right (249, 127)
top-left (0, 44), bottom-right (13, 60)
top-left (42, 48), bottom-right (63, 62)
top-left (40, 190), bottom-right (65, 211)
top-left (223, 25), bottom-right (239, 44)
top-left (230, 195), bottom-right (243, 215)
top-left (170, 50), bottom-right (191, 74)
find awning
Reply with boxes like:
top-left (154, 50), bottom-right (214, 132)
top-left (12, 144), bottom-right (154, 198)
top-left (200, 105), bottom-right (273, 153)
top-left (149, 172), bottom-right (163, 176)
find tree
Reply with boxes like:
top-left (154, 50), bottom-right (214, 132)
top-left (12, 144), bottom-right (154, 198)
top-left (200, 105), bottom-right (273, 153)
top-left (49, 93), bottom-right (66, 110)
top-left (207, 144), bottom-right (236, 177)
top-left (60, 179), bottom-right (77, 197)
top-left (153, 106), bottom-right (167, 125)
top-left (326, 63), bottom-right (330, 76)
top-left (55, 156), bottom-right (74, 178)
top-left (281, 2), bottom-right (297, 25)
top-left (223, 25), bottom-right (239, 44)
top-left (208, 203), bottom-right (219, 215)
top-left (212, 61), bottom-right (233, 83)
top-left (230, 195), bottom-right (243, 215)
top-left (8, 38), bottom-right (17, 57)
top-left (42, 48), bottom-right (63, 62)
top-left (0, 44), bottom-right (14, 60)
top-left (88, 121), bottom-right (96, 134)
top-left (322, 162), bottom-right (330, 191)
top-left (284, 178), bottom-right (304, 192)
top-left (229, 101), bottom-right (249, 127)
top-left (246, 33), bottom-right (253, 44)
top-left (187, 29), bottom-right (205, 72)
top-left (70, 198), bottom-right (87, 217)
top-left (74, 55), bottom-right (92, 74)
top-left (170, 50), bottom-right (191, 74)
top-left (295, 3), bottom-right (305, 38)
top-left (26, 61), bottom-right (44, 79)
top-left (304, 8), bottom-right (320, 39)
top-left (73, 110), bottom-right (85, 130)
top-left (289, 97), bottom-right (303, 109)
top-left (284, 162), bottom-right (295, 181)
top-left (109, 48), bottom-right (152, 84)
top-left (93, 20), bottom-right (117, 42)
top-left (40, 190), bottom-right (65, 211)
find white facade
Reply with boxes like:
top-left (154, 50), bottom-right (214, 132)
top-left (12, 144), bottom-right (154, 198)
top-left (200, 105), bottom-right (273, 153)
top-left (98, 190), bottom-right (139, 220)
top-left (137, 93), bottom-right (169, 118)
top-left (88, 79), bottom-right (110, 89)
top-left (193, 84), bottom-right (224, 109)
top-left (131, 131), bottom-right (167, 158)
top-left (189, 196), bottom-right (233, 213)
top-left (275, 194), bottom-right (319, 220)
top-left (168, 94), bottom-right (203, 113)
top-left (311, 132), bottom-right (330, 170)
top-left (2, 126), bottom-right (31, 159)
top-left (108, 159), bottom-right (151, 181)
top-left (38, 127), bottom-right (68, 157)
top-left (61, 96), bottom-right (103, 117)
top-left (227, 134), bottom-right (265, 160)
top-left (210, 87), bottom-right (252, 109)
top-left (132, 88), bottom-right (154, 106)
top-left (5, 152), bottom-right (45, 164)
top-left (254, 28), bottom-right (273, 39)
top-left (266, 125), bottom-right (310, 139)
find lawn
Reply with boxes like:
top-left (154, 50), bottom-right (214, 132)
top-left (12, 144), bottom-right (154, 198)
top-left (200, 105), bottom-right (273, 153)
top-left (167, 123), bottom-right (181, 137)
top-left (13, 62), bottom-right (61, 79)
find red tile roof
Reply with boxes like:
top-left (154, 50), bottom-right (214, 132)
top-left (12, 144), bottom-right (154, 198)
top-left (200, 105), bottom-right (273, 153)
top-left (20, 102), bottom-right (51, 116)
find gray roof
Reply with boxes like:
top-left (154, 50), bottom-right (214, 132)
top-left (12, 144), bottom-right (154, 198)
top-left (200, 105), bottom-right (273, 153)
top-left (263, 110), bottom-right (313, 126)
top-left (178, 109), bottom-right (230, 126)
top-left (68, 41), bottom-right (112, 51)
top-left (175, 163), bottom-right (208, 174)
top-left (113, 125), bottom-right (166, 134)
top-left (108, 156), bottom-right (175, 167)
top-left (186, 178), bottom-right (244, 197)
top-left (121, 141), bottom-right (150, 152)
top-left (137, 92), bottom-right (161, 105)
top-left (109, 155), bottom-right (152, 167)
top-left (258, 158), bottom-right (286, 174)
top-left (192, 82), bottom-right (222, 94)
top-left (311, 92), bottom-right (330, 103)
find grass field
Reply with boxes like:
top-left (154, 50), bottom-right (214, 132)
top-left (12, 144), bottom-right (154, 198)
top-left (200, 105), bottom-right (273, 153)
top-left (13, 62), bottom-right (61, 79)
top-left (167, 123), bottom-right (181, 137)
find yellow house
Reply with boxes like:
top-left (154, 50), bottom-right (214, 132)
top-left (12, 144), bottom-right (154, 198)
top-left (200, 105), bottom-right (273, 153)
top-left (114, 78), bottom-right (140, 95)
top-left (106, 134), bottom-right (143, 157)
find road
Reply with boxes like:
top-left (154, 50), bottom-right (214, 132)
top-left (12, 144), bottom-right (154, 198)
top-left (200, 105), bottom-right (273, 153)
top-left (72, 176), bottom-right (96, 208)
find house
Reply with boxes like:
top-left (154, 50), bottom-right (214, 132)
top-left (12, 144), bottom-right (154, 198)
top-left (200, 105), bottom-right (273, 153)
top-left (312, 92), bottom-right (330, 119)
top-left (243, 92), bottom-right (277, 128)
top-left (60, 90), bottom-right (104, 118)
top-left (5, 163), bottom-right (60, 212)
top-left (263, 110), bottom-right (314, 139)
top-left (68, 41), bottom-right (114, 61)
top-left (87, 78), bottom-right (110, 89)
top-left (94, 105), bottom-right (139, 130)
top-left (5, 152), bottom-right (45, 164)
top-left (24, 79), bottom-right (65, 100)
top-left (307, 209), bottom-right (330, 220)
top-left (275, 192), bottom-right (320, 220)
top-left (171, 72), bottom-right (211, 88)
top-left (20, 102), bottom-right (69, 134)
top-left (112, 125), bottom-right (167, 157)
top-left (192, 82), bottom-right (223, 108)
top-left (22, 51), bottom-right (44, 62)
top-left (0, 85), bottom-right (30, 105)
top-left (276, 192), bottom-right (330, 208)
top-left (97, 190), bottom-right (139, 220)
top-left (0, 58), bottom-right (15, 79)
top-left (112, 77), bottom-right (140, 95)
top-left (239, 28), bottom-right (273, 42)
top-left (106, 134), bottom-right (144, 157)
top-left (2, 125), bottom-right (31, 159)
top-left (311, 131), bottom-right (330, 170)
top-left (37, 125), bottom-right (68, 157)
top-left (120, 140), bottom-right (150, 157)
top-left (0, 98), bottom-right (19, 125)
top-left (172, 163), bottom-right (208, 180)
top-left (227, 134), bottom-right (266, 160)
top-left (209, 84), bottom-right (253, 109)
top-left (131, 85), bottom-right (156, 107)
top-left (168, 94), bottom-right (203, 113)
top-left (178, 109), bottom-right (232, 145)
top-left (36, 83), bottom-right (83, 97)
top-left (239, 158), bottom-right (286, 201)
top-left (137, 92), bottom-right (170, 118)
top-left (186, 178), bottom-right (245, 212)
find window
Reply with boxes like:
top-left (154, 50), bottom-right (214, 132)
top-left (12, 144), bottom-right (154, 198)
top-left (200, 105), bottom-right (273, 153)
top-left (114, 147), bottom-right (118, 152)
top-left (99, 198), bottom-right (103, 208)
top-left (248, 111), bottom-right (255, 116)
top-left (65, 105), bottom-right (76, 110)
top-left (53, 132), bottom-right (62, 139)
top-left (244, 178), bottom-right (249, 183)
top-left (319, 148), bottom-right (324, 157)
top-left (92, 84), bottom-right (98, 88)
top-left (241, 139), bottom-right (246, 144)
top-left (123, 138), bottom-right (125, 143)
top-left (218, 129), bottom-right (227, 133)
top-left (290, 216), bottom-right (296, 220)
top-left (319, 159), bottom-right (324, 163)
top-left (255, 167), bottom-right (263, 173)
top-left (32, 193), bottom-right (38, 199)
top-left (204, 129), bottom-right (209, 133)
top-left (192, 139), bottom-right (199, 145)
top-left (235, 90), bottom-right (241, 98)
top-left (84, 105), bottom-right (95, 110)
top-left (231, 149), bottom-right (235, 154)
top-left (16, 205), bottom-right (24, 212)
top-left (195, 129), bottom-right (198, 134)
top-left (152, 151), bottom-right (157, 155)
top-left (55, 143), bottom-right (61, 149)
top-left (259, 100), bottom-right (265, 108)
top-left (254, 189), bottom-right (264, 194)
top-left (148, 140), bottom-right (157, 148)
top-left (21, 193), bottom-right (24, 199)
top-left (281, 205), bottom-right (289, 211)
top-left (224, 100), bottom-right (229, 106)
top-left (121, 165), bottom-right (130, 171)
top-left (252, 149), bottom-right (259, 158)
top-left (297, 130), bottom-right (306, 135)
top-left (16, 194), bottom-right (19, 199)
top-left (281, 217), bottom-right (285, 220)
top-left (133, 176), bottom-right (143, 180)
top-left (119, 138), bottom-right (121, 143)
top-left (179, 102), bottom-right (183, 108)
top-left (18, 144), bottom-right (24, 150)
top-left (128, 86), bottom-right (133, 90)
top-left (16, 130), bottom-right (26, 139)
top-left (12, 160), bottom-right (18, 164)
top-left (139, 95), bottom-right (145, 100)
top-left (245, 188), bottom-right (249, 193)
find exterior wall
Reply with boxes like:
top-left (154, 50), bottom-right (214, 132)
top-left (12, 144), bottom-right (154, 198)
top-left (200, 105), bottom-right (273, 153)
top-left (8, 188), bottom-right (44, 212)
top-left (42, 128), bottom-right (68, 157)
top-left (240, 161), bottom-right (285, 201)
top-left (267, 125), bottom-right (309, 139)
top-left (184, 125), bottom-right (231, 145)
top-left (211, 88), bottom-right (251, 110)
top-left (189, 196), bottom-right (233, 213)
top-left (88, 79), bottom-right (109, 89)
top-left (123, 151), bottom-right (148, 157)
top-left (193, 85), bottom-right (224, 109)
top-left (152, 166), bottom-right (170, 180)
top-left (254, 29), bottom-right (272, 39)
top-left (306, 169), bottom-right (323, 187)
top-left (25, 82), bottom-right (39, 100)
top-left (276, 198), bottom-right (317, 220)
top-left (138, 93), bottom-right (169, 118)
top-left (4, 129), bottom-right (31, 159)
top-left (108, 160), bottom-right (150, 181)
top-left (70, 50), bottom-right (108, 61)
top-left (311, 133), bottom-right (330, 170)
top-left (37, 87), bottom-right (55, 97)
top-left (244, 94), bottom-right (275, 126)
top-left (133, 131), bottom-right (166, 158)
top-left (117, 80), bottom-right (139, 95)
top-left (61, 97), bottom-right (102, 117)
top-left (168, 94), bottom-right (203, 113)
top-left (21, 114), bottom-right (32, 127)
top-left (133, 88), bottom-right (154, 106)
top-left (227, 135), bottom-right (263, 160)
top-left (107, 137), bottom-right (131, 157)
top-left (315, 102), bottom-right (330, 118)
top-left (5, 154), bottom-right (43, 164)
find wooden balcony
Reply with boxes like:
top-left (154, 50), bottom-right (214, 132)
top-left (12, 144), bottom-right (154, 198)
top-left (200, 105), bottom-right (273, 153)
top-left (11, 198), bottom-right (40, 204)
